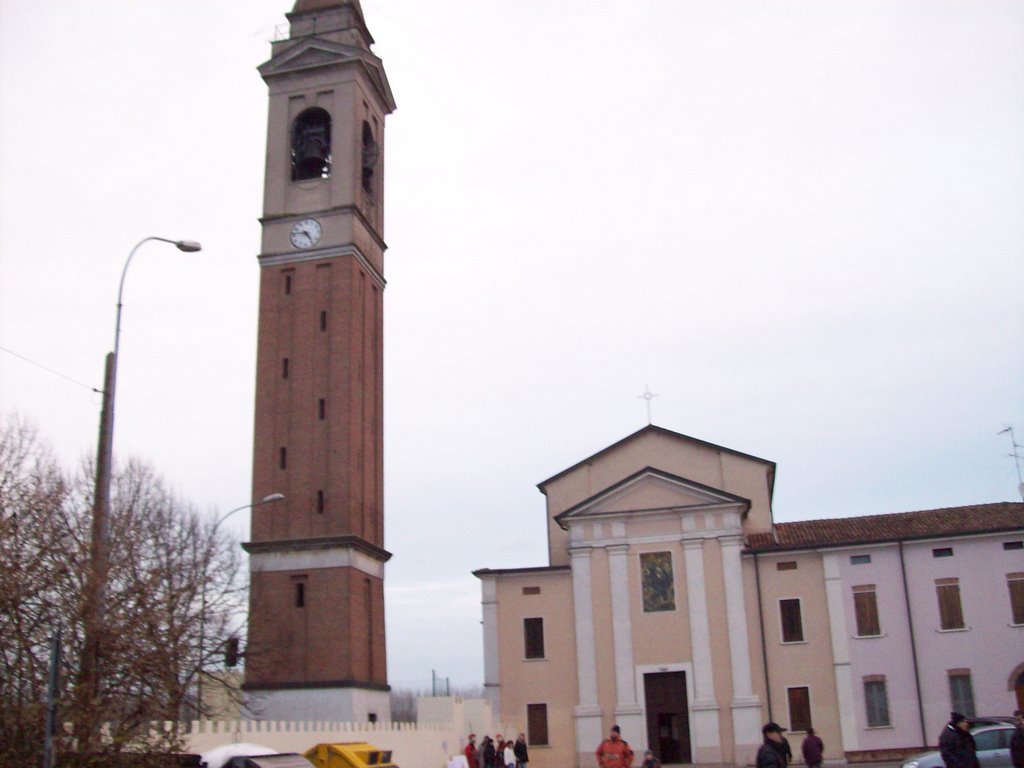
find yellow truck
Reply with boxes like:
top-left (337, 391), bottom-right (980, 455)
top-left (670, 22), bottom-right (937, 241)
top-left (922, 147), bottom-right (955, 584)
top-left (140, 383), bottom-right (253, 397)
top-left (304, 743), bottom-right (398, 768)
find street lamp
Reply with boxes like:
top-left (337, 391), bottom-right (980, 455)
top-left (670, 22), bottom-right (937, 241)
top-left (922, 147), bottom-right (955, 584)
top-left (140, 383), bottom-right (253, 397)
top-left (78, 236), bottom-right (202, 747)
top-left (196, 492), bottom-right (284, 717)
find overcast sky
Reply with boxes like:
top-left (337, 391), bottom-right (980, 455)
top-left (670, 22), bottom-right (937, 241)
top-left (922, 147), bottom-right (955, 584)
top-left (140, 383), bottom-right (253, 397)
top-left (1, 0), bottom-right (1022, 689)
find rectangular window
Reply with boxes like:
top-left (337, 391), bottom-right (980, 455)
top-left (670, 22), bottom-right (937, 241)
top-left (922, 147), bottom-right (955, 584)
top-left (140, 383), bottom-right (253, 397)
top-left (787, 687), bottom-right (812, 732)
top-left (933, 547), bottom-right (954, 558)
top-left (777, 561), bottom-right (798, 571)
top-left (864, 677), bottom-right (891, 727)
top-left (318, 398), bottom-right (326, 420)
top-left (853, 585), bottom-right (881, 637)
top-left (851, 554), bottom-right (872, 565)
top-left (948, 670), bottom-right (975, 718)
top-left (317, 490), bottom-right (325, 514)
top-left (284, 273), bottom-right (292, 295)
top-left (1005, 541), bottom-right (1024, 551)
top-left (523, 617), bottom-right (545, 659)
top-left (527, 703), bottom-right (549, 746)
top-left (522, 586), bottom-right (541, 595)
top-left (1008, 573), bottom-right (1024, 625)
top-left (279, 447), bottom-right (287, 470)
top-left (282, 358), bottom-right (289, 379)
top-left (936, 579), bottom-right (965, 630)
top-left (780, 598), bottom-right (804, 643)
top-left (640, 551), bottom-right (676, 612)
top-left (320, 310), bottom-right (327, 331)
top-left (295, 581), bottom-right (305, 608)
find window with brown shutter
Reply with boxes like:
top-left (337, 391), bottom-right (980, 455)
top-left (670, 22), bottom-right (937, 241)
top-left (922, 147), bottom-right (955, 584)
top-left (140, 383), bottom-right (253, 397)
top-left (787, 687), bottom-right (812, 732)
top-left (527, 703), bottom-right (549, 746)
top-left (935, 579), bottom-right (965, 630)
top-left (780, 599), bottom-right (804, 643)
top-left (777, 561), bottom-right (798, 571)
top-left (853, 585), bottom-right (881, 637)
top-left (1008, 573), bottom-right (1024, 625)
top-left (523, 618), bottom-right (545, 659)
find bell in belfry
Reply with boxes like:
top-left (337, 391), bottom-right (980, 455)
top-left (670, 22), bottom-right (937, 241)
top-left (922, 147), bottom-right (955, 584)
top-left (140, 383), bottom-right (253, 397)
top-left (291, 107), bottom-right (332, 180)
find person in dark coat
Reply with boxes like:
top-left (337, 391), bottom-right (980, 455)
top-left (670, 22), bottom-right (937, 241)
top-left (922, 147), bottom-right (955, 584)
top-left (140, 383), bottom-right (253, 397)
top-left (802, 728), bottom-right (824, 768)
top-left (481, 736), bottom-right (497, 768)
top-left (513, 733), bottom-right (529, 768)
top-left (939, 712), bottom-right (979, 768)
top-left (1010, 711), bottom-right (1024, 768)
top-left (757, 723), bottom-right (788, 768)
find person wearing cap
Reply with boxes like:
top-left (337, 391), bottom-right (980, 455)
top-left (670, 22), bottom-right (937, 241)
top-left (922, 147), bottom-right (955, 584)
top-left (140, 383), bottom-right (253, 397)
top-left (939, 713), bottom-right (979, 768)
top-left (1010, 710), bottom-right (1024, 768)
top-left (596, 725), bottom-right (634, 768)
top-left (757, 723), bottom-right (788, 768)
top-left (641, 749), bottom-right (661, 768)
top-left (465, 734), bottom-right (478, 768)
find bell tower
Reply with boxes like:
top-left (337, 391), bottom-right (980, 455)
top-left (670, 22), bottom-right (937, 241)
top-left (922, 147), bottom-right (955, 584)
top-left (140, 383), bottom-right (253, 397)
top-left (243, 0), bottom-right (396, 721)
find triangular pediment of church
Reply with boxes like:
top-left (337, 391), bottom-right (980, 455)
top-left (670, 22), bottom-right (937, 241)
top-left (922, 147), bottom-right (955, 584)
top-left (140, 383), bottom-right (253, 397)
top-left (556, 467), bottom-right (749, 525)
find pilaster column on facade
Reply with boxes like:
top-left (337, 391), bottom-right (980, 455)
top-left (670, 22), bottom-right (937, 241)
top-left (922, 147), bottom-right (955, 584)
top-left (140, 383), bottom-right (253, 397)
top-left (606, 544), bottom-right (644, 740)
top-left (719, 535), bottom-right (762, 754)
top-left (682, 538), bottom-right (721, 752)
top-left (480, 574), bottom-right (501, 719)
top-left (822, 552), bottom-right (858, 751)
top-left (570, 546), bottom-right (603, 762)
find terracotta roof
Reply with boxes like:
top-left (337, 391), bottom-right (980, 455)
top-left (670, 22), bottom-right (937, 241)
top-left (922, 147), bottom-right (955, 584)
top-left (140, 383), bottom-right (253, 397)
top-left (746, 502), bottom-right (1024, 551)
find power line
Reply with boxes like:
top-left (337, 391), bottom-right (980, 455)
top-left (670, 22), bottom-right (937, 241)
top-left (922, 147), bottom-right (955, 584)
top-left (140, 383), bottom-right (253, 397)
top-left (0, 344), bottom-right (101, 394)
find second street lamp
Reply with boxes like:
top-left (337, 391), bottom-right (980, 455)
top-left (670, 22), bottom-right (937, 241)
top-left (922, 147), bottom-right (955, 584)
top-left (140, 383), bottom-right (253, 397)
top-left (196, 492), bottom-right (285, 716)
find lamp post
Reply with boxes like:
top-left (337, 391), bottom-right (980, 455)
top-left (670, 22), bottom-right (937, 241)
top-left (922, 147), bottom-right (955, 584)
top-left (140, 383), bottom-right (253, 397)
top-left (196, 492), bottom-right (284, 717)
top-left (77, 237), bottom-right (202, 748)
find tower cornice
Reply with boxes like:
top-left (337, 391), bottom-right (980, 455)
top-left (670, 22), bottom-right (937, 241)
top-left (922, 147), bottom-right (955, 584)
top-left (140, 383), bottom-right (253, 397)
top-left (243, 534), bottom-right (393, 563)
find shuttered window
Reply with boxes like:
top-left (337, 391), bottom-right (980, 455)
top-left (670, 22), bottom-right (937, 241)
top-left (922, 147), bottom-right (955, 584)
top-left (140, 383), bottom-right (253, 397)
top-left (523, 618), bottom-right (545, 659)
top-left (948, 670), bottom-right (975, 718)
top-left (853, 585), bottom-right (881, 637)
top-left (527, 703), bottom-right (549, 746)
top-left (1008, 573), bottom-right (1024, 625)
top-left (780, 599), bottom-right (804, 643)
top-left (787, 687), bottom-right (812, 732)
top-left (935, 579), bottom-right (965, 630)
top-left (863, 677), bottom-right (890, 727)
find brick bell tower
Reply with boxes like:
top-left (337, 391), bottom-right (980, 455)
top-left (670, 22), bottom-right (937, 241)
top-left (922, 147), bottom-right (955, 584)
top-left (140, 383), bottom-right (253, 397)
top-left (243, 0), bottom-right (395, 721)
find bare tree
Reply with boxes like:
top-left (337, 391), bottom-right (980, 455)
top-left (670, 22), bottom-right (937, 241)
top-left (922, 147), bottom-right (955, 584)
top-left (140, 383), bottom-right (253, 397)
top-left (0, 414), bottom-right (245, 766)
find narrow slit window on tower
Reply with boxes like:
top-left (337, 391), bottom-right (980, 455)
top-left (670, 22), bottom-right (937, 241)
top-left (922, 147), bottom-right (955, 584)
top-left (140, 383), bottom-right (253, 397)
top-left (295, 581), bottom-right (305, 608)
top-left (361, 120), bottom-right (379, 193)
top-left (279, 447), bottom-right (287, 470)
top-left (317, 490), bottom-right (325, 514)
top-left (284, 273), bottom-right (292, 295)
top-left (291, 107), bottom-right (332, 181)
top-left (318, 398), bottom-right (325, 420)
top-left (320, 310), bottom-right (327, 331)
top-left (282, 358), bottom-right (289, 379)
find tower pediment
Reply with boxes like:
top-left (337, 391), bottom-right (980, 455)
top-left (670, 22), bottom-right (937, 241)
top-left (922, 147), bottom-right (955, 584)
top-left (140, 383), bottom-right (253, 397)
top-left (259, 39), bottom-right (396, 112)
top-left (555, 467), bottom-right (750, 528)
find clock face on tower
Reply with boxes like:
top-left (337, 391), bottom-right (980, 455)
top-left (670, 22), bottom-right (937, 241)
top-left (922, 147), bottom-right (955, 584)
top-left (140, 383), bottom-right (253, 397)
top-left (289, 218), bottom-right (322, 249)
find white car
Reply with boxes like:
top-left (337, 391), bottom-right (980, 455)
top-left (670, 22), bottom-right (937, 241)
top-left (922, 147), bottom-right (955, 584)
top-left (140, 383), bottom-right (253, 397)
top-left (900, 726), bottom-right (1015, 768)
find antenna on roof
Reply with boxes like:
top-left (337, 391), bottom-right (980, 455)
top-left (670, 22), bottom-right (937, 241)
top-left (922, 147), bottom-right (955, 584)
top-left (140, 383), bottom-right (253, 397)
top-left (996, 425), bottom-right (1024, 501)
top-left (637, 385), bottom-right (658, 425)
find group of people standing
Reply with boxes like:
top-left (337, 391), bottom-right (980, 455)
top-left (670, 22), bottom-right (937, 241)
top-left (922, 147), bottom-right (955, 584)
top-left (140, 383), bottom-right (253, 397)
top-left (464, 733), bottom-right (529, 768)
top-left (755, 722), bottom-right (823, 768)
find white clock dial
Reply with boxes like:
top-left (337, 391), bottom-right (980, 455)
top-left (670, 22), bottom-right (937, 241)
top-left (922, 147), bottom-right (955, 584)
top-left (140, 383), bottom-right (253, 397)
top-left (290, 218), bottom-right (322, 249)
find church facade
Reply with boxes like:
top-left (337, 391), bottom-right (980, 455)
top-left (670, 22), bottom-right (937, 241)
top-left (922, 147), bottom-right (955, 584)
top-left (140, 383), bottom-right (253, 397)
top-left (476, 426), bottom-right (1024, 768)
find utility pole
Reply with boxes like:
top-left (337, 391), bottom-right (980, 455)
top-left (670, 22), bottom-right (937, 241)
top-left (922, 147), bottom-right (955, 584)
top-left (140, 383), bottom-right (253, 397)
top-left (43, 624), bottom-right (62, 768)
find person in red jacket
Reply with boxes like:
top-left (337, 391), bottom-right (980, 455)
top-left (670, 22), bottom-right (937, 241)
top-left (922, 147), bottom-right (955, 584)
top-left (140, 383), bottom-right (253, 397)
top-left (596, 725), bottom-right (634, 768)
top-left (465, 734), bottom-right (478, 768)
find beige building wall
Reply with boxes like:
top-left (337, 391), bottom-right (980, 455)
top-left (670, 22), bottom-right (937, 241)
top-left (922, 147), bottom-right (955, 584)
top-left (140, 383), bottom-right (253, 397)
top-left (753, 551), bottom-right (843, 761)
top-left (490, 569), bottom-right (578, 768)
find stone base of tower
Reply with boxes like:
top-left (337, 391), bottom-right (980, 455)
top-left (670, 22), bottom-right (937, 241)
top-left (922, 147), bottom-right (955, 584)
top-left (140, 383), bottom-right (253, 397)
top-left (243, 684), bottom-right (391, 723)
